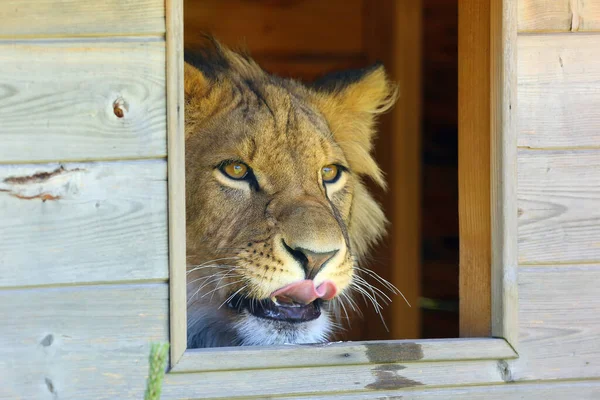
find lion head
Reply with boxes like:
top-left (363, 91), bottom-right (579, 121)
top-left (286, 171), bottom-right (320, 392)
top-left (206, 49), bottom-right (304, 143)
top-left (185, 38), bottom-right (397, 348)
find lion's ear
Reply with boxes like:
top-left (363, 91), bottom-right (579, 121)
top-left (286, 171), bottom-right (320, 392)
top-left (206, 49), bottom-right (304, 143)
top-left (184, 62), bottom-right (209, 100)
top-left (312, 64), bottom-right (397, 188)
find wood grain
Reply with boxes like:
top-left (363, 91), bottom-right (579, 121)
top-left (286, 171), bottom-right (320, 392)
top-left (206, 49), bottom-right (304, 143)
top-left (0, 0), bottom-right (165, 38)
top-left (386, 0), bottom-right (423, 342)
top-left (0, 40), bottom-right (166, 163)
top-left (360, 0), bottom-right (423, 341)
top-left (518, 34), bottom-right (600, 149)
top-left (0, 160), bottom-right (168, 287)
top-left (458, 0), bottom-right (492, 337)
top-left (490, 0), bottom-right (519, 348)
top-left (184, 0), bottom-right (363, 56)
top-left (518, 0), bottom-right (600, 32)
top-left (513, 266), bottom-right (600, 381)
top-left (518, 149), bottom-right (600, 264)
top-left (166, 0), bottom-right (187, 367)
top-left (0, 284), bottom-right (168, 400)
top-left (164, 359), bottom-right (506, 399)
top-left (257, 56), bottom-right (368, 82)
top-left (268, 380), bottom-right (600, 400)
top-left (173, 338), bottom-right (516, 373)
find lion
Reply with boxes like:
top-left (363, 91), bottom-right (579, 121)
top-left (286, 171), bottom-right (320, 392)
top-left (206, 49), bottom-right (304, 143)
top-left (184, 38), bottom-right (399, 348)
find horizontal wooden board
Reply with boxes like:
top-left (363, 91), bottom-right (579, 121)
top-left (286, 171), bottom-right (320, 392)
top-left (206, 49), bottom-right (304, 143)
top-left (0, 0), bottom-right (165, 37)
top-left (184, 0), bottom-right (363, 55)
top-left (0, 284), bottom-right (168, 400)
top-left (270, 380), bottom-right (600, 399)
top-left (164, 359), bottom-right (506, 399)
top-left (256, 56), bottom-right (368, 82)
top-left (518, 0), bottom-right (600, 32)
top-left (173, 338), bottom-right (516, 373)
top-left (518, 34), bottom-right (600, 148)
top-left (513, 267), bottom-right (600, 381)
top-left (0, 40), bottom-right (166, 163)
top-left (518, 149), bottom-right (600, 264)
top-left (0, 160), bottom-right (168, 287)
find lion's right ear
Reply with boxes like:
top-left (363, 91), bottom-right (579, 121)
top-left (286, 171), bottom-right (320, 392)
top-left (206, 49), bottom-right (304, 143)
top-left (311, 64), bottom-right (398, 189)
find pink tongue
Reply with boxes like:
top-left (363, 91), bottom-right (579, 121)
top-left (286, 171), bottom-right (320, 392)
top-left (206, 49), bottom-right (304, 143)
top-left (271, 280), bottom-right (337, 304)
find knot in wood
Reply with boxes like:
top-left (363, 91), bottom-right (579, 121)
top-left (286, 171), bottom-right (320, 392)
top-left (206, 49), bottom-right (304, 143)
top-left (113, 98), bottom-right (128, 118)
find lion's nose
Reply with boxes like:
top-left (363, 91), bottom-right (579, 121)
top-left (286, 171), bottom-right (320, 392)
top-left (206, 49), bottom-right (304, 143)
top-left (282, 240), bottom-right (338, 280)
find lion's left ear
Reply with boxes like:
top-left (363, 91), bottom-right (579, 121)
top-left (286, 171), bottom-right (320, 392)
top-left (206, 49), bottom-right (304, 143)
top-left (311, 64), bottom-right (397, 188)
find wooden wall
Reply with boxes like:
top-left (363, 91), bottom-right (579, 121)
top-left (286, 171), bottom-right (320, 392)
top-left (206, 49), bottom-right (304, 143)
top-left (2, 0), bottom-right (600, 398)
top-left (0, 1), bottom-right (170, 398)
top-left (512, 0), bottom-right (600, 382)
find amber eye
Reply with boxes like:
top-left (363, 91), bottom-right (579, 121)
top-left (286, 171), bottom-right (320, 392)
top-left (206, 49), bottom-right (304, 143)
top-left (221, 162), bottom-right (249, 180)
top-left (321, 164), bottom-right (341, 183)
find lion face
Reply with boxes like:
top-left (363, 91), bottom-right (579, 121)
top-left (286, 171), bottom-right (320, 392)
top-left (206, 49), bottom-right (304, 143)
top-left (185, 39), bottom-right (396, 348)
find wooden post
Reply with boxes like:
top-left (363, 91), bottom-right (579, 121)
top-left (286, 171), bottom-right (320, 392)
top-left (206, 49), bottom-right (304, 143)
top-left (458, 0), bottom-right (492, 337)
top-left (166, 0), bottom-right (187, 366)
top-left (364, 0), bottom-right (423, 340)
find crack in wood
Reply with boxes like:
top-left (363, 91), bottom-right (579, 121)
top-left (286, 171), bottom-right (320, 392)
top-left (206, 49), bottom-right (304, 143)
top-left (1, 165), bottom-right (86, 201)
top-left (3, 165), bottom-right (82, 185)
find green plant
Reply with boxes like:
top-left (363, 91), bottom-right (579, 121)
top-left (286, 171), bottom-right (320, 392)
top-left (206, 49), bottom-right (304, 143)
top-left (144, 342), bottom-right (170, 400)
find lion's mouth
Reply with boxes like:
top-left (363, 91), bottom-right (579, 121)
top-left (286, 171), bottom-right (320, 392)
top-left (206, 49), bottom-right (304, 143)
top-left (227, 279), bottom-right (337, 323)
top-left (228, 295), bottom-right (322, 323)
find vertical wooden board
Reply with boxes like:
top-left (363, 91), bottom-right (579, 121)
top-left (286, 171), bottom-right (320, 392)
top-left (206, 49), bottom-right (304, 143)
top-left (0, 40), bottom-right (167, 163)
top-left (184, 0), bottom-right (364, 55)
top-left (518, 0), bottom-right (600, 32)
top-left (458, 0), bottom-right (492, 337)
top-left (0, 0), bottom-right (165, 37)
top-left (361, 0), bottom-right (423, 340)
top-left (0, 160), bottom-right (168, 287)
top-left (166, 0), bottom-right (187, 366)
top-left (513, 267), bottom-right (600, 381)
top-left (518, 34), bottom-right (600, 148)
top-left (490, 0), bottom-right (519, 347)
top-left (0, 284), bottom-right (168, 400)
top-left (518, 149), bottom-right (600, 264)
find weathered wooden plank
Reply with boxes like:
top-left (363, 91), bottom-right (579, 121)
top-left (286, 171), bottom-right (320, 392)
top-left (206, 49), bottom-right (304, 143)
top-left (0, 0), bottom-right (165, 37)
top-left (0, 160), bottom-right (168, 287)
top-left (166, 0), bottom-right (187, 367)
top-left (164, 359), bottom-right (506, 399)
top-left (512, 267), bottom-right (600, 381)
top-left (518, 149), bottom-right (600, 264)
top-left (0, 284), bottom-right (168, 400)
top-left (270, 380), bottom-right (600, 399)
top-left (173, 338), bottom-right (516, 373)
top-left (0, 40), bottom-right (166, 163)
top-left (184, 0), bottom-right (363, 55)
top-left (518, 0), bottom-right (600, 32)
top-left (490, 0), bottom-right (519, 348)
top-left (518, 34), bottom-right (600, 148)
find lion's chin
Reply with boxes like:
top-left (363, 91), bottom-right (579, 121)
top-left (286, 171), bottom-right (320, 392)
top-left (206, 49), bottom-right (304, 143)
top-left (233, 310), bottom-right (332, 346)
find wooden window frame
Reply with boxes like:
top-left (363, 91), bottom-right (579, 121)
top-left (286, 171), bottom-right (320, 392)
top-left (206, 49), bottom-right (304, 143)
top-left (164, 0), bottom-right (519, 393)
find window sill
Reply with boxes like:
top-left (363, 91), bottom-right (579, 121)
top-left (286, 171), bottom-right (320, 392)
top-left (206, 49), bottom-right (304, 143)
top-left (170, 337), bottom-right (517, 374)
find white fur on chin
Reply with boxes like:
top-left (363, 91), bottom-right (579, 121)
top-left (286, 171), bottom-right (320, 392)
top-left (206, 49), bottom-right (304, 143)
top-left (233, 310), bottom-right (332, 346)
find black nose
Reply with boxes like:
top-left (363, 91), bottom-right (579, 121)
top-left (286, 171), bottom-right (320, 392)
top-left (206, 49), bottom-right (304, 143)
top-left (282, 240), bottom-right (338, 280)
